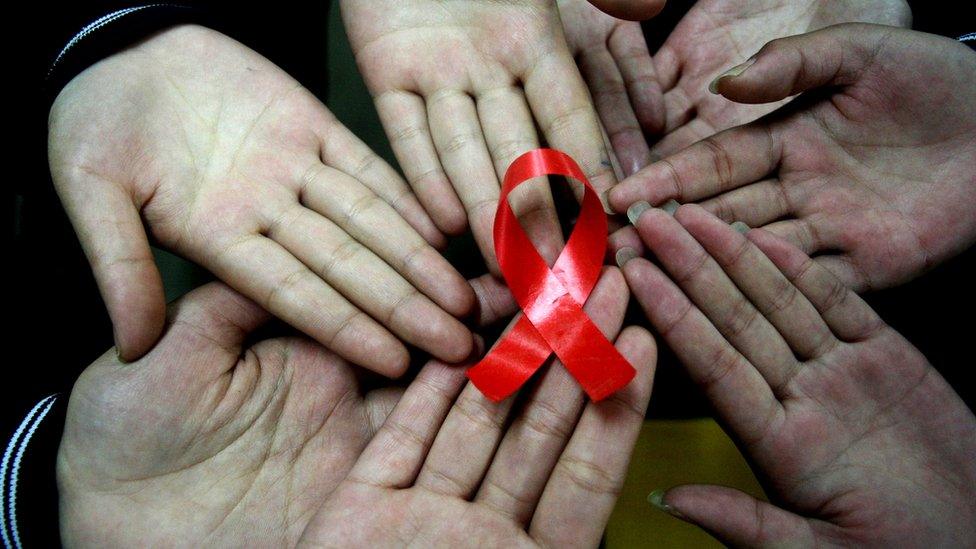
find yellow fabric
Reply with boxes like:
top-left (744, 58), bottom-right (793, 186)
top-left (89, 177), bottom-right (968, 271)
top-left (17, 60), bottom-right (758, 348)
top-left (606, 419), bottom-right (766, 548)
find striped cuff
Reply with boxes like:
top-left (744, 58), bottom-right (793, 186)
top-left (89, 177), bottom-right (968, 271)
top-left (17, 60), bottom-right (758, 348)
top-left (1, 395), bottom-right (59, 549)
top-left (961, 32), bottom-right (976, 50)
top-left (45, 4), bottom-right (202, 103)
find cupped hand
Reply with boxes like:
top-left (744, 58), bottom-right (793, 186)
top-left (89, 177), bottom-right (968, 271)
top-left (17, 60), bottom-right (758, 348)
top-left (59, 270), bottom-right (656, 547)
top-left (610, 25), bottom-right (976, 291)
top-left (648, 0), bottom-right (910, 156)
top-left (48, 25), bottom-right (474, 373)
top-left (615, 204), bottom-right (976, 546)
top-left (341, 0), bottom-right (617, 272)
top-left (558, 0), bottom-right (665, 176)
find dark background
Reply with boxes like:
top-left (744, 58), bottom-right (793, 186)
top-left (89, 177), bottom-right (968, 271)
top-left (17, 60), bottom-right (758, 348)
top-left (3, 1), bottom-right (973, 545)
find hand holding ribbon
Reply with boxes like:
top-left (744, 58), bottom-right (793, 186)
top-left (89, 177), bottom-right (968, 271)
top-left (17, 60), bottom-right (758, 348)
top-left (468, 149), bottom-right (636, 402)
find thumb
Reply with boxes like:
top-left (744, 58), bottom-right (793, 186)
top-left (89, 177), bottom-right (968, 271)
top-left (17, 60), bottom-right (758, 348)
top-left (55, 173), bottom-right (166, 361)
top-left (650, 485), bottom-right (817, 547)
top-left (586, 0), bottom-right (665, 21)
top-left (708, 23), bottom-right (892, 104)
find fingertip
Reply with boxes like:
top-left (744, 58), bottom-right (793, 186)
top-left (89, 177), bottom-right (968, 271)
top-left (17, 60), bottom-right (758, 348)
top-left (429, 317), bottom-right (476, 364)
top-left (588, 0), bottom-right (666, 21)
top-left (107, 270), bottom-right (166, 362)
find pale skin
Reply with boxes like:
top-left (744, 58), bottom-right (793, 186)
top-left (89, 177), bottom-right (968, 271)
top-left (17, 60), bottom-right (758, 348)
top-left (614, 204), bottom-right (976, 547)
top-left (610, 24), bottom-right (976, 292)
top-left (48, 25), bottom-right (476, 373)
top-left (340, 0), bottom-right (620, 273)
top-left (58, 269), bottom-right (656, 547)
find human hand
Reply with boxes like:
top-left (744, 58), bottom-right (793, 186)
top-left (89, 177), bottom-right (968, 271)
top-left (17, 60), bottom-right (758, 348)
top-left (340, 0), bottom-right (617, 273)
top-left (48, 25), bottom-right (474, 372)
top-left (558, 0), bottom-right (665, 176)
top-left (648, 0), bottom-right (910, 156)
top-left (59, 269), bottom-right (656, 546)
top-left (615, 204), bottom-right (976, 546)
top-left (610, 25), bottom-right (976, 291)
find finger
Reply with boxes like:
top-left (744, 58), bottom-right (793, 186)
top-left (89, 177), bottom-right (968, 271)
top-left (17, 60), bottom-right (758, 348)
top-left (608, 225), bottom-right (646, 261)
top-left (300, 163), bottom-right (475, 318)
top-left (749, 229), bottom-right (885, 342)
top-left (469, 273), bottom-right (518, 328)
top-left (529, 326), bottom-right (656, 547)
top-left (586, 0), bottom-right (666, 21)
top-left (269, 205), bottom-right (473, 363)
top-left (473, 268), bottom-right (630, 523)
top-left (711, 24), bottom-right (891, 103)
top-left (209, 233), bottom-right (408, 377)
top-left (698, 178), bottom-right (794, 226)
top-left (346, 356), bottom-right (473, 488)
top-left (315, 106), bottom-right (446, 249)
top-left (608, 123), bottom-right (781, 214)
top-left (634, 207), bottom-right (801, 392)
top-left (608, 21), bottom-right (665, 136)
top-left (375, 90), bottom-right (467, 235)
top-left (477, 86), bottom-right (564, 264)
top-left (761, 216), bottom-right (842, 257)
top-left (416, 267), bottom-right (630, 499)
top-left (524, 49), bottom-right (618, 198)
top-left (676, 205), bottom-right (838, 362)
top-left (427, 89), bottom-right (503, 273)
top-left (649, 116), bottom-right (717, 158)
top-left (55, 175), bottom-right (165, 361)
top-left (619, 253), bottom-right (780, 444)
top-left (657, 485), bottom-right (817, 547)
top-left (577, 45), bottom-right (653, 177)
top-left (653, 44), bottom-right (681, 93)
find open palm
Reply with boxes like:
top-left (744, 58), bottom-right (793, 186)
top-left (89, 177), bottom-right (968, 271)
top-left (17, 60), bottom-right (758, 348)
top-left (59, 269), bottom-right (656, 546)
top-left (648, 0), bottom-right (910, 156)
top-left (48, 25), bottom-right (474, 372)
top-left (618, 204), bottom-right (976, 546)
top-left (611, 25), bottom-right (976, 291)
top-left (341, 0), bottom-right (616, 272)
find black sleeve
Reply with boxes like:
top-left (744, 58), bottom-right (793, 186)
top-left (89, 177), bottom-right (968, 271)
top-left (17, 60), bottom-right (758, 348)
top-left (1, 395), bottom-right (66, 549)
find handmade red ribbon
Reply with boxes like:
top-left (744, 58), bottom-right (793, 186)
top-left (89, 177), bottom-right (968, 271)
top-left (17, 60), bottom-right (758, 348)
top-left (467, 149), bottom-right (636, 402)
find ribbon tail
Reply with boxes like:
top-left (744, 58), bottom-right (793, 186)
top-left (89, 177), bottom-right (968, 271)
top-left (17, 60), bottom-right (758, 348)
top-left (467, 316), bottom-right (551, 402)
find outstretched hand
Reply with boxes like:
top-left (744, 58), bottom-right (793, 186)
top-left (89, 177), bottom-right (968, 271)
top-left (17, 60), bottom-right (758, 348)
top-left (610, 25), bottom-right (976, 291)
top-left (340, 0), bottom-right (618, 273)
top-left (615, 204), bottom-right (976, 546)
top-left (48, 25), bottom-right (474, 373)
top-left (646, 0), bottom-right (910, 156)
top-left (59, 269), bottom-right (656, 546)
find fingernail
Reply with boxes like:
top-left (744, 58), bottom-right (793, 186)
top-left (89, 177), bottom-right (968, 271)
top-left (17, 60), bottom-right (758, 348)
top-left (627, 201), bottom-right (652, 225)
top-left (708, 56), bottom-right (757, 94)
top-left (661, 199), bottom-right (680, 216)
top-left (600, 189), bottom-right (614, 214)
top-left (648, 489), bottom-right (683, 518)
top-left (615, 247), bottom-right (638, 268)
top-left (731, 221), bottom-right (750, 234)
top-left (115, 348), bottom-right (129, 365)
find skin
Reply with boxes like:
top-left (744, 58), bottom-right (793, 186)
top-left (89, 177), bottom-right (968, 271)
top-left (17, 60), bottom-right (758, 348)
top-left (59, 270), bottom-right (657, 547)
top-left (573, 0), bottom-right (909, 169)
top-left (614, 204), bottom-right (976, 547)
top-left (48, 25), bottom-right (476, 373)
top-left (340, 0), bottom-right (619, 273)
top-left (558, 0), bottom-right (666, 177)
top-left (610, 24), bottom-right (976, 292)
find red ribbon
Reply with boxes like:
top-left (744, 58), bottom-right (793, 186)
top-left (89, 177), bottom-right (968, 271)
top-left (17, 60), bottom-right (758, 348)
top-left (467, 149), bottom-right (636, 402)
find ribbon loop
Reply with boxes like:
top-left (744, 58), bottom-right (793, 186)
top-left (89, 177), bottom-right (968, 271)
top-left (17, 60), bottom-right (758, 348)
top-left (467, 149), bottom-right (636, 402)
